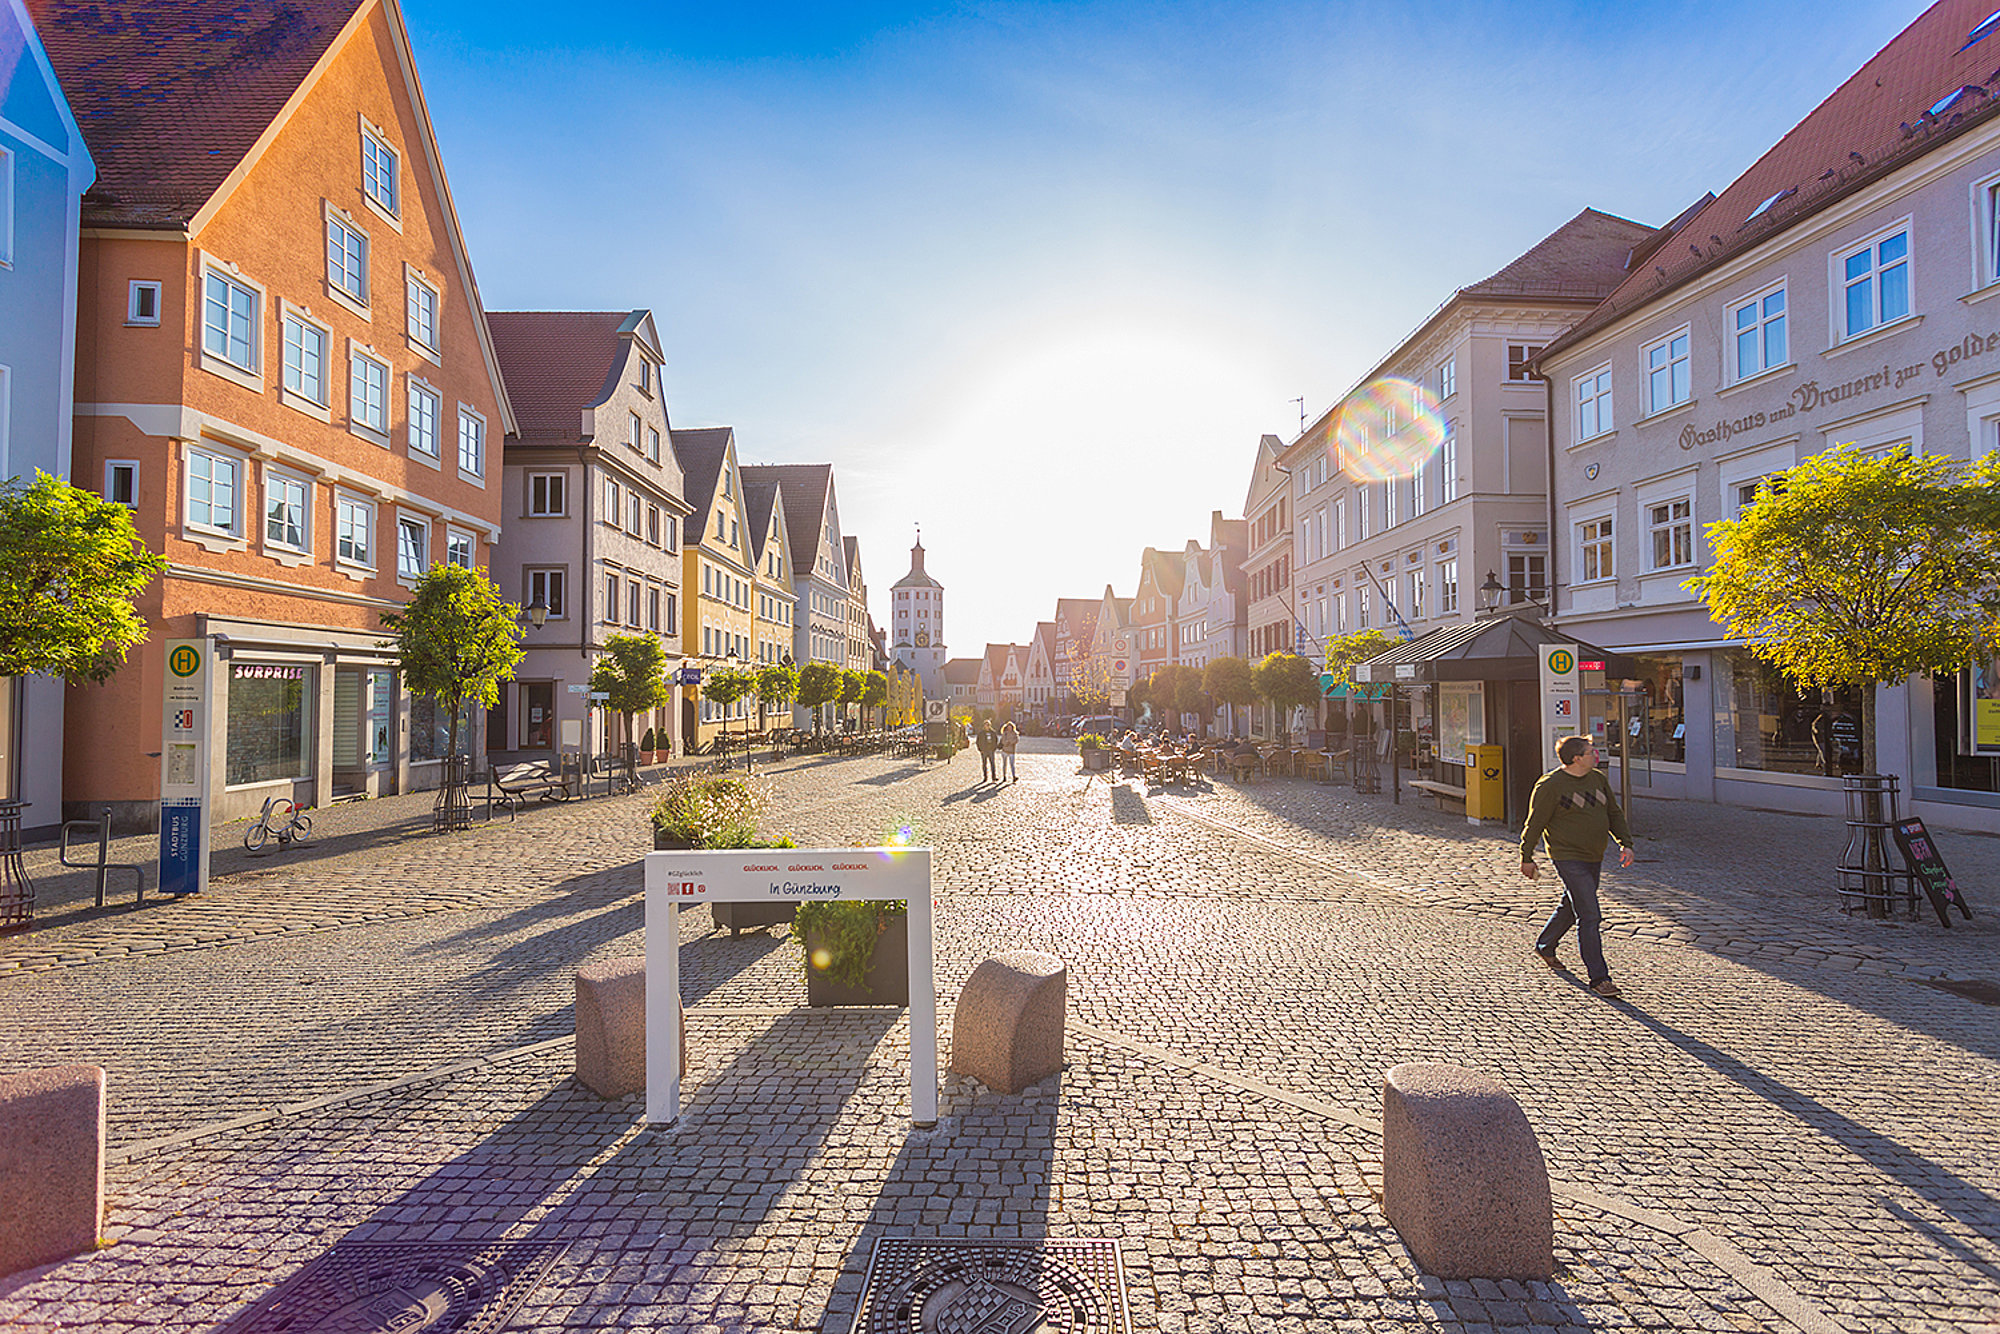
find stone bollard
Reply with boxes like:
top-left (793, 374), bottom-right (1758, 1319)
top-left (950, 951), bottom-right (1067, 1095)
top-left (1381, 1062), bottom-right (1553, 1280)
top-left (575, 957), bottom-right (684, 1098)
top-left (0, 1064), bottom-right (105, 1278)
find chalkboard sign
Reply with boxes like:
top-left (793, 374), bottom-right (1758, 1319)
top-left (1892, 817), bottom-right (1974, 927)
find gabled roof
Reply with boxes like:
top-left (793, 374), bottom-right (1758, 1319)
top-left (486, 311), bottom-right (627, 438)
top-left (944, 657), bottom-right (983, 686)
top-left (6, 0), bottom-right (95, 187)
top-left (983, 643), bottom-right (1024, 680)
top-left (1459, 208), bottom-right (1659, 303)
top-left (1054, 597), bottom-right (1100, 634)
top-left (843, 535), bottom-right (861, 585)
top-left (670, 426), bottom-right (733, 535)
top-left (28, 0), bottom-right (366, 229)
top-left (743, 476), bottom-right (781, 567)
top-left (1138, 546), bottom-right (1187, 601)
top-left (1552, 0), bottom-right (2000, 355)
top-left (1030, 621), bottom-right (1057, 656)
top-left (741, 463), bottom-right (836, 581)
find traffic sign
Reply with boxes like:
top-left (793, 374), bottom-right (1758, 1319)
top-left (568, 683), bottom-right (589, 694)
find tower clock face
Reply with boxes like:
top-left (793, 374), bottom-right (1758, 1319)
top-left (915, 631), bottom-right (929, 646)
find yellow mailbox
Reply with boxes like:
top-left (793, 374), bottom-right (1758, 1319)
top-left (1465, 744), bottom-right (1505, 822)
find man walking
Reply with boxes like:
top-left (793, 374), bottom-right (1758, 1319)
top-left (1520, 734), bottom-right (1635, 998)
top-left (976, 722), bottom-right (1000, 784)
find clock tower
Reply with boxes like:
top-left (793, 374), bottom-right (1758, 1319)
top-left (891, 535), bottom-right (947, 701)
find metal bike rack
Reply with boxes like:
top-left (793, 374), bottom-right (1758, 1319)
top-left (59, 805), bottom-right (146, 907)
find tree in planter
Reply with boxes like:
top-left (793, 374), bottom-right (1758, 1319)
top-left (837, 667), bottom-right (866, 730)
top-left (1147, 663), bottom-right (1202, 733)
top-left (1203, 655), bottom-right (1255, 736)
top-left (702, 666), bottom-right (757, 757)
top-left (1171, 665), bottom-right (1212, 737)
top-left (1688, 444), bottom-right (2000, 776)
top-left (589, 632), bottom-right (670, 753)
top-left (756, 661), bottom-right (801, 735)
top-left (794, 898), bottom-right (907, 994)
top-left (860, 669), bottom-right (889, 729)
top-left (380, 564), bottom-right (523, 831)
top-left (796, 661), bottom-right (843, 733)
top-left (1323, 628), bottom-right (1402, 743)
top-left (1253, 651), bottom-right (1321, 739)
top-left (0, 471), bottom-right (167, 683)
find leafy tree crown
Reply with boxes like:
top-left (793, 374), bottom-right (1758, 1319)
top-left (0, 471), bottom-right (168, 682)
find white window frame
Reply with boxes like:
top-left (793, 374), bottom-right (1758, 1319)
top-left (605, 571), bottom-right (621, 624)
top-left (647, 424), bottom-right (662, 463)
top-left (104, 459), bottom-right (139, 508)
top-left (396, 511), bottom-right (430, 582)
top-left (334, 491), bottom-right (377, 572)
top-left (445, 526), bottom-right (475, 570)
top-left (1407, 566), bottom-right (1426, 621)
top-left (457, 405), bottom-right (486, 481)
top-left (628, 578), bottom-right (642, 627)
top-left (0, 146), bottom-right (11, 267)
top-left (1507, 344), bottom-right (1542, 382)
top-left (279, 302), bottom-right (332, 417)
top-left (1730, 281), bottom-right (1789, 382)
top-left (526, 567), bottom-right (568, 620)
top-left (1642, 325), bottom-right (1691, 415)
top-left (628, 490), bottom-right (643, 534)
top-left (527, 470), bottom-right (567, 517)
top-left (1438, 357), bottom-right (1456, 401)
top-left (1573, 363), bottom-right (1614, 443)
top-left (127, 280), bottom-right (163, 326)
top-left (1575, 512), bottom-right (1615, 584)
top-left (629, 412), bottom-right (644, 452)
top-left (261, 464), bottom-right (313, 560)
top-left (1440, 427), bottom-right (1458, 503)
top-left (407, 375), bottom-right (442, 464)
top-left (405, 266), bottom-right (440, 360)
top-left (1437, 558), bottom-right (1458, 615)
top-left (184, 443), bottom-right (244, 541)
top-left (325, 205), bottom-right (370, 312)
top-left (605, 478), bottom-right (622, 527)
top-left (1410, 458), bottom-right (1428, 518)
top-left (1645, 495), bottom-right (1695, 572)
top-left (1833, 219), bottom-right (1912, 342)
top-left (361, 122), bottom-right (401, 222)
top-left (348, 344), bottom-right (390, 443)
top-left (663, 513), bottom-right (678, 551)
top-left (198, 260), bottom-right (264, 389)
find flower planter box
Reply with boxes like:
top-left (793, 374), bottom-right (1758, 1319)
top-left (1080, 750), bottom-right (1110, 772)
top-left (639, 750), bottom-right (657, 766)
top-left (653, 831), bottom-right (694, 851)
top-left (804, 912), bottom-right (909, 1007)
top-left (713, 900), bottom-right (796, 937)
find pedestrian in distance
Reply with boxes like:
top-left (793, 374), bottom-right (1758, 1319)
top-left (977, 723), bottom-right (1000, 783)
top-left (1000, 720), bottom-right (1020, 782)
top-left (1520, 733), bottom-right (1636, 998)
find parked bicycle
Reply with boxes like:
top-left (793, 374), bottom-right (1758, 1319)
top-left (243, 795), bottom-right (313, 851)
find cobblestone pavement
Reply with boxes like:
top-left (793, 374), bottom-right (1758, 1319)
top-left (1, 740), bottom-right (1997, 1332)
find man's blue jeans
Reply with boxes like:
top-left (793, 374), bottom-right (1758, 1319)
top-left (1537, 858), bottom-right (1610, 984)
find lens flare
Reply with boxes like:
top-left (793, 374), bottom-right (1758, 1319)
top-left (810, 947), bottom-right (834, 972)
top-left (1329, 377), bottom-right (1446, 482)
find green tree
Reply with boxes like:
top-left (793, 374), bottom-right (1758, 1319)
top-left (702, 665), bottom-right (757, 749)
top-left (1323, 629), bottom-right (1402, 685)
top-left (589, 633), bottom-right (670, 749)
top-left (860, 669), bottom-right (889, 727)
top-left (756, 661), bottom-right (801, 724)
top-left (796, 661), bottom-right (843, 732)
top-left (1170, 664), bottom-right (1212, 734)
top-left (380, 564), bottom-right (523, 772)
top-left (1203, 656), bottom-right (1255, 734)
top-left (0, 470), bottom-right (167, 682)
top-left (1687, 444), bottom-right (2000, 773)
top-left (1253, 651), bottom-right (1321, 731)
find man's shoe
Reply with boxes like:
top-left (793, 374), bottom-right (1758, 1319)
top-left (1534, 946), bottom-right (1559, 969)
top-left (1589, 978), bottom-right (1622, 998)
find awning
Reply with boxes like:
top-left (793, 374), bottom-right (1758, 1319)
top-left (1348, 609), bottom-right (1644, 685)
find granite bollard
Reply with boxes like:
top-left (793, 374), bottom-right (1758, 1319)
top-left (950, 951), bottom-right (1067, 1094)
top-left (575, 957), bottom-right (683, 1098)
top-left (1381, 1061), bottom-right (1553, 1280)
top-left (0, 1064), bottom-right (105, 1278)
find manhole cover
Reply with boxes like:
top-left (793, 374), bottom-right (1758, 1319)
top-left (214, 1238), bottom-right (568, 1334)
top-left (1928, 978), bottom-right (2000, 1006)
top-left (854, 1237), bottom-right (1129, 1333)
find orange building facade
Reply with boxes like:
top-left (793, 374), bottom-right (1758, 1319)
top-left (43, 0), bottom-right (513, 827)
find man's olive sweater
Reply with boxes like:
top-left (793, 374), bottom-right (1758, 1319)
top-left (1519, 767), bottom-right (1632, 863)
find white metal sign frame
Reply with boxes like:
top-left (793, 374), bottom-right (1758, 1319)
top-left (644, 847), bottom-right (936, 1128)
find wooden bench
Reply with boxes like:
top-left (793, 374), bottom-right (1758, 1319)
top-left (1408, 779), bottom-right (1467, 808)
top-left (485, 760), bottom-right (570, 820)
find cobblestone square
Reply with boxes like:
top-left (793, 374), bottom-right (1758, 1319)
top-left (2, 741), bottom-right (1998, 1331)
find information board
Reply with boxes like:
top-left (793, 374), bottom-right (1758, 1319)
top-left (159, 638), bottom-right (212, 896)
top-left (1539, 645), bottom-right (1581, 763)
top-left (1891, 818), bottom-right (1973, 927)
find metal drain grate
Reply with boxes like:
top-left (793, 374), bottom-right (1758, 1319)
top-left (213, 1237), bottom-right (568, 1334)
top-left (1927, 978), bottom-right (2000, 1006)
top-left (854, 1237), bottom-right (1130, 1333)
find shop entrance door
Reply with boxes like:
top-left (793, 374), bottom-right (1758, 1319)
top-left (523, 682), bottom-right (554, 749)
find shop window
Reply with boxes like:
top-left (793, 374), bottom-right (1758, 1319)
top-left (1713, 650), bottom-right (1865, 776)
top-left (1933, 659), bottom-right (2000, 794)
top-left (226, 663), bottom-right (313, 785)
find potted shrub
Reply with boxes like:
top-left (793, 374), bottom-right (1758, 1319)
top-left (648, 773), bottom-right (797, 935)
top-left (795, 898), bottom-right (908, 1006)
top-left (1077, 732), bottom-right (1110, 772)
top-left (639, 726), bottom-right (658, 765)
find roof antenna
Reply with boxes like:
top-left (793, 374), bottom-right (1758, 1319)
top-left (1291, 397), bottom-right (1306, 435)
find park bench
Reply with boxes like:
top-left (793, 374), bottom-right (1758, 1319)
top-left (1408, 779), bottom-right (1467, 809)
top-left (484, 760), bottom-right (570, 820)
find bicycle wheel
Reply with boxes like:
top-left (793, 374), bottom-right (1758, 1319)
top-left (290, 813), bottom-right (313, 841)
top-left (243, 819), bottom-right (270, 852)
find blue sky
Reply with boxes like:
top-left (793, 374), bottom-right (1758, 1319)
top-left (408, 0), bottom-right (1922, 656)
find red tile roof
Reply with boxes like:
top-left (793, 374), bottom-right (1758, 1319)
top-left (485, 311), bottom-right (628, 439)
top-left (1461, 208), bottom-right (1660, 303)
top-left (1552, 0), bottom-right (2000, 354)
top-left (29, 0), bottom-right (366, 228)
